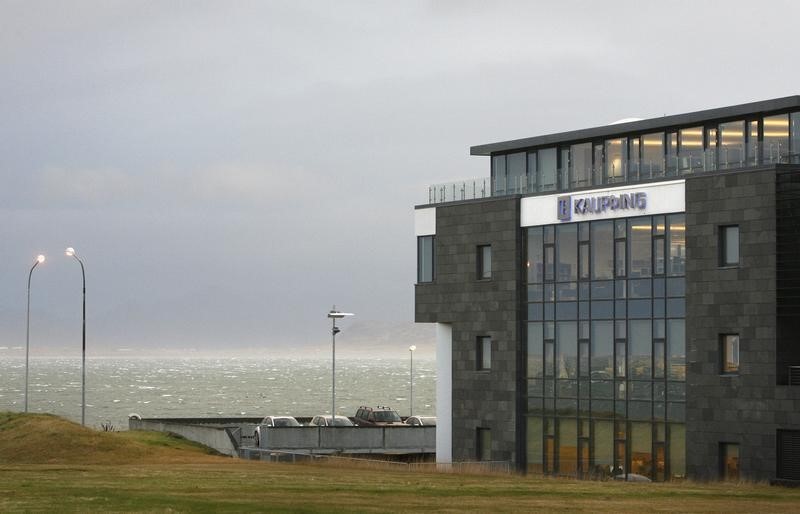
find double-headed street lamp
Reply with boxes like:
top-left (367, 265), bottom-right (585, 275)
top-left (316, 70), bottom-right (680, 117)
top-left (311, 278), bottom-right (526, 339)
top-left (65, 247), bottom-right (86, 426)
top-left (409, 345), bottom-right (416, 417)
top-left (25, 254), bottom-right (45, 413)
top-left (327, 307), bottom-right (353, 424)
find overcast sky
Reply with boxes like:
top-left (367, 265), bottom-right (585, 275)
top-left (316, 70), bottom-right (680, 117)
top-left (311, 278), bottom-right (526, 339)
top-left (1, 0), bottom-right (798, 357)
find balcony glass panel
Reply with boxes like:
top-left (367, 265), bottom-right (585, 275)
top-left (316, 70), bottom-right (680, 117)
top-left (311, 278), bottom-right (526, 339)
top-left (538, 148), bottom-right (558, 192)
top-left (719, 120), bottom-right (745, 169)
top-left (570, 143), bottom-right (592, 189)
top-left (764, 114), bottom-right (789, 164)
top-left (605, 138), bottom-right (626, 184)
top-left (641, 132), bottom-right (664, 179)
top-left (679, 127), bottom-right (704, 172)
top-left (507, 152), bottom-right (526, 194)
top-left (492, 154), bottom-right (506, 195)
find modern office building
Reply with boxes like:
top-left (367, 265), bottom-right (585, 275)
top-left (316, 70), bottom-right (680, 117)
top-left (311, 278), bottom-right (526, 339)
top-left (415, 96), bottom-right (800, 482)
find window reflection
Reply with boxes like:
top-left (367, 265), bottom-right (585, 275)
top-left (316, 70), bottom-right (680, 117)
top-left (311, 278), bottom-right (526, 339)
top-left (719, 121), bottom-right (745, 169)
top-left (641, 133), bottom-right (664, 179)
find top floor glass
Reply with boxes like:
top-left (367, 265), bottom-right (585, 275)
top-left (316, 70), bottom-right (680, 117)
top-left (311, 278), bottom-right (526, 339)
top-left (424, 97), bottom-right (800, 204)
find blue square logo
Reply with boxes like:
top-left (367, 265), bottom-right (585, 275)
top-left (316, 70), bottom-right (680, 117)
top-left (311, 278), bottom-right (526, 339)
top-left (557, 196), bottom-right (572, 221)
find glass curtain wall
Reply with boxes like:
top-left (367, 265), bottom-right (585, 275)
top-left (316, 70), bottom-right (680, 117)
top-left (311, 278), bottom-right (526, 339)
top-left (526, 213), bottom-right (686, 481)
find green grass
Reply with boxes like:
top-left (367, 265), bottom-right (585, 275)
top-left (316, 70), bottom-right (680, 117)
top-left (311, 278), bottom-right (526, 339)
top-left (0, 413), bottom-right (798, 513)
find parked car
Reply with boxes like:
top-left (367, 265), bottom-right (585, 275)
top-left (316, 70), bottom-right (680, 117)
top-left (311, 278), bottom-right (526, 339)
top-left (253, 415), bottom-right (301, 447)
top-left (309, 415), bottom-right (354, 427)
top-left (405, 415), bottom-right (437, 427)
top-left (353, 406), bottom-right (404, 427)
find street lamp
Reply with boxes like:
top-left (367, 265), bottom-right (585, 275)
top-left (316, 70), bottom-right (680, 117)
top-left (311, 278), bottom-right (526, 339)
top-left (25, 254), bottom-right (45, 413)
top-left (327, 306), bottom-right (353, 426)
top-left (65, 247), bottom-right (86, 426)
top-left (409, 345), bottom-right (416, 417)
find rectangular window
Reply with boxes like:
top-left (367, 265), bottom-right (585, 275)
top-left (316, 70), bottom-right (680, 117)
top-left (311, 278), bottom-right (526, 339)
top-left (478, 245), bottom-right (492, 279)
top-left (477, 336), bottom-right (492, 371)
top-left (720, 121), bottom-right (745, 169)
top-left (719, 225), bottom-right (740, 267)
top-left (641, 132), bottom-right (664, 179)
top-left (763, 114), bottom-right (789, 164)
top-left (605, 138), bottom-right (626, 184)
top-left (720, 443), bottom-right (739, 481)
top-left (538, 148), bottom-right (557, 192)
top-left (721, 334), bottom-right (740, 374)
top-left (417, 236), bottom-right (434, 283)
top-left (570, 143), bottom-right (592, 189)
top-left (492, 155), bottom-right (506, 195)
top-left (477, 428), bottom-right (492, 461)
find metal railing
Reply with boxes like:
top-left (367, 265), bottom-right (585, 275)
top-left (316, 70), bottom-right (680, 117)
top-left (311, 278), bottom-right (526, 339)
top-left (426, 148), bottom-right (800, 204)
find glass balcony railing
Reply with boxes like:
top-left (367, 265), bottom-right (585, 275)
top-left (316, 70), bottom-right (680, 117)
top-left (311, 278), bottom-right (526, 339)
top-left (425, 147), bottom-right (800, 204)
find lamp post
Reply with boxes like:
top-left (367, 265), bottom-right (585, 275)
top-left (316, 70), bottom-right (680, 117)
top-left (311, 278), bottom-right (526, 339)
top-left (327, 306), bottom-right (353, 426)
top-left (409, 345), bottom-right (416, 417)
top-left (25, 254), bottom-right (45, 413)
top-left (65, 247), bottom-right (86, 426)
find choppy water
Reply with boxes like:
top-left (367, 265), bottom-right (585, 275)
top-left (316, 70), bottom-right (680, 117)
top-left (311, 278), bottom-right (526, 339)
top-left (0, 358), bottom-right (436, 430)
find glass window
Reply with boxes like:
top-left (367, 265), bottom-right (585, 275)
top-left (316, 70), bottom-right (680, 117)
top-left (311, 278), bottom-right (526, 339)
top-left (477, 428), bottom-right (492, 461)
top-left (719, 121), bottom-right (745, 169)
top-left (654, 340), bottom-right (665, 378)
top-left (605, 138), bottom-right (626, 184)
top-left (527, 152), bottom-right (537, 193)
top-left (630, 422), bottom-right (653, 479)
top-left (507, 152), bottom-right (526, 194)
top-left (591, 320), bottom-right (613, 379)
top-left (641, 132), bottom-right (664, 179)
top-left (628, 137), bottom-right (641, 182)
top-left (747, 120), bottom-right (759, 166)
top-left (527, 417), bottom-right (544, 473)
top-left (538, 148), bottom-right (558, 192)
top-left (557, 322), bottom-right (578, 379)
top-left (791, 112), bottom-right (800, 164)
top-left (720, 443), bottom-right (739, 481)
top-left (705, 127), bottom-right (717, 171)
top-left (593, 144), bottom-right (604, 186)
top-left (557, 224), bottom-right (578, 282)
top-left (763, 114), bottom-right (789, 164)
top-left (667, 214), bottom-right (686, 276)
top-left (591, 221), bottom-right (614, 280)
top-left (721, 334), bottom-right (739, 374)
top-left (527, 227), bottom-right (544, 283)
top-left (478, 244), bottom-right (492, 279)
top-left (679, 127), bottom-right (704, 172)
top-left (719, 225), bottom-right (739, 267)
top-left (492, 154), bottom-right (506, 195)
top-left (629, 320), bottom-right (652, 379)
top-left (666, 132), bottom-right (678, 176)
top-left (670, 424), bottom-right (686, 479)
top-left (570, 143), bottom-right (592, 189)
top-left (667, 319), bottom-right (685, 381)
top-left (558, 419), bottom-right (578, 475)
top-left (528, 323), bottom-right (544, 378)
top-left (477, 336), bottom-right (492, 371)
top-left (628, 217), bottom-right (652, 278)
top-left (417, 235), bottom-right (434, 283)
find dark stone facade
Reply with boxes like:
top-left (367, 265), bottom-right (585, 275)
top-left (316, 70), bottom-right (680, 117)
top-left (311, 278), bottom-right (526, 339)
top-left (685, 166), bottom-right (800, 480)
top-left (415, 197), bottom-right (524, 465)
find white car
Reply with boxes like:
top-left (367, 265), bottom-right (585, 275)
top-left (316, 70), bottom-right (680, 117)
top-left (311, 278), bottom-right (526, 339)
top-left (309, 415), bottom-right (354, 427)
top-left (405, 415), bottom-right (437, 427)
top-left (253, 415), bottom-right (301, 447)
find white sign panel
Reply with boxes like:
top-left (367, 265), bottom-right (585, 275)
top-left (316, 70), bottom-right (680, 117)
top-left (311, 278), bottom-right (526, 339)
top-left (414, 207), bottom-right (436, 236)
top-left (520, 180), bottom-right (685, 227)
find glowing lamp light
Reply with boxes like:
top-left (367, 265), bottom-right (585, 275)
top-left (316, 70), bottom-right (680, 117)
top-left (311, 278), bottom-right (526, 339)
top-left (36, 255), bottom-right (45, 264)
top-left (65, 247), bottom-right (75, 257)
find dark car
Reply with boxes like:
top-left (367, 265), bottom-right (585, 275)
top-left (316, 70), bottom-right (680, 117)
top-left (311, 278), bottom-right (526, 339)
top-left (353, 406), bottom-right (404, 427)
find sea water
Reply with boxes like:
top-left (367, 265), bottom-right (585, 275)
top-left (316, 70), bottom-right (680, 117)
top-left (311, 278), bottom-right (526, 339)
top-left (0, 357), bottom-right (436, 430)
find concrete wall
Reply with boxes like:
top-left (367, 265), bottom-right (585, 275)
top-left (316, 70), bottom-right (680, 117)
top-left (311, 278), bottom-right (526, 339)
top-left (415, 197), bottom-right (523, 466)
top-left (129, 418), bottom-right (240, 457)
top-left (685, 166), bottom-right (800, 480)
top-left (259, 426), bottom-right (435, 452)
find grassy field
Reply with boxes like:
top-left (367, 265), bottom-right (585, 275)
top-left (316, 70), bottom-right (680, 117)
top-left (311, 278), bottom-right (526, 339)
top-left (0, 413), bottom-right (798, 513)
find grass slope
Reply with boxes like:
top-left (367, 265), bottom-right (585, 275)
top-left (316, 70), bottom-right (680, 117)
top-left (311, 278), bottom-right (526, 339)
top-left (1, 413), bottom-right (799, 513)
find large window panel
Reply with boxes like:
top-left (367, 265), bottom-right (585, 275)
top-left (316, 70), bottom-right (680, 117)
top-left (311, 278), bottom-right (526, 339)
top-left (527, 151), bottom-right (538, 193)
top-left (667, 214), bottom-right (686, 276)
top-left (679, 127), bottom-right (704, 172)
top-left (528, 227), bottom-right (544, 283)
top-left (591, 221), bottom-right (614, 280)
top-left (538, 148), bottom-right (558, 192)
top-left (558, 419), bottom-right (578, 475)
top-left (417, 235), bottom-right (434, 283)
top-left (763, 114), bottom-right (789, 164)
top-left (557, 322), bottom-right (578, 379)
top-left (557, 224), bottom-right (578, 282)
top-left (629, 320), bottom-right (652, 379)
top-left (641, 132), bottom-right (664, 179)
top-left (628, 217), bottom-right (652, 278)
top-left (492, 154), bottom-right (506, 195)
top-left (507, 152), bottom-right (526, 194)
top-left (719, 121), bottom-right (745, 169)
top-left (630, 422), bottom-right (653, 479)
top-left (667, 319), bottom-right (686, 381)
top-left (591, 320), bottom-right (613, 379)
top-left (570, 143), bottom-right (592, 189)
top-left (528, 323), bottom-right (544, 378)
top-left (791, 112), bottom-right (800, 164)
top-left (527, 417), bottom-right (544, 473)
top-left (605, 138), bottom-right (626, 184)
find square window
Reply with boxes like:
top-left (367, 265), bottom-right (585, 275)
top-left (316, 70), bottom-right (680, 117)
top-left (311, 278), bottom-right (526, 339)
top-left (417, 236), bottom-right (435, 283)
top-left (719, 225), bottom-right (739, 267)
top-left (721, 334), bottom-right (739, 374)
top-left (478, 245), bottom-right (492, 279)
top-left (477, 427), bottom-right (492, 461)
top-left (720, 442), bottom-right (739, 480)
top-left (477, 336), bottom-right (492, 371)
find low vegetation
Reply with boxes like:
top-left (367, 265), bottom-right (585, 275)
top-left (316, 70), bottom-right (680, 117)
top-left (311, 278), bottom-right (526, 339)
top-left (0, 412), bottom-right (798, 512)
